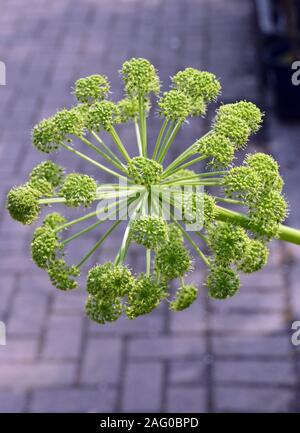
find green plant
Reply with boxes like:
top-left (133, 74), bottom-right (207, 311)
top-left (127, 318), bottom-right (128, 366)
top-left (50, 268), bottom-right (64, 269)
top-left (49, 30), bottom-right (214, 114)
top-left (6, 57), bottom-right (300, 324)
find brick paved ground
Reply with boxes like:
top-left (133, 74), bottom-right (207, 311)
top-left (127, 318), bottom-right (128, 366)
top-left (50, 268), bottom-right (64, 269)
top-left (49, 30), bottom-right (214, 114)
top-left (0, 0), bottom-right (300, 413)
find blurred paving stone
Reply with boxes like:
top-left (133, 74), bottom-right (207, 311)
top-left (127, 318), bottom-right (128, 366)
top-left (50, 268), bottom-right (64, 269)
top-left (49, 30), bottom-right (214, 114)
top-left (214, 360), bottom-right (295, 385)
top-left (129, 337), bottom-right (206, 359)
top-left (0, 275), bottom-right (15, 316)
top-left (0, 390), bottom-right (26, 413)
top-left (81, 337), bottom-right (122, 385)
top-left (0, 362), bottom-right (76, 388)
top-left (30, 387), bottom-right (116, 413)
top-left (212, 334), bottom-right (292, 357)
top-left (8, 293), bottom-right (49, 336)
top-left (169, 360), bottom-right (206, 385)
top-left (0, 338), bottom-right (38, 362)
top-left (215, 386), bottom-right (293, 413)
top-left (122, 362), bottom-right (163, 412)
top-left (210, 312), bottom-right (286, 335)
top-left (42, 316), bottom-right (83, 360)
top-left (166, 386), bottom-right (207, 413)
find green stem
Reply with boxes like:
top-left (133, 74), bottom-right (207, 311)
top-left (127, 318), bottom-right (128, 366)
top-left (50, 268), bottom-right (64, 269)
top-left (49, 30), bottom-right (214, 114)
top-left (77, 220), bottom-right (121, 268)
top-left (39, 197), bottom-right (66, 205)
top-left (61, 142), bottom-right (127, 181)
top-left (170, 155), bottom-right (208, 173)
top-left (215, 205), bottom-right (300, 246)
top-left (156, 121), bottom-right (174, 161)
top-left (138, 94), bottom-right (146, 156)
top-left (61, 197), bottom-right (134, 245)
top-left (214, 197), bottom-right (245, 205)
top-left (134, 119), bottom-right (143, 156)
top-left (90, 132), bottom-right (127, 172)
top-left (115, 194), bottom-right (145, 265)
top-left (109, 126), bottom-right (131, 162)
top-left (162, 141), bottom-right (199, 177)
top-left (146, 248), bottom-right (151, 276)
top-left (157, 121), bottom-right (181, 163)
top-left (77, 135), bottom-right (125, 172)
top-left (62, 219), bottom-right (103, 245)
top-left (172, 219), bottom-right (210, 266)
top-left (152, 118), bottom-right (169, 160)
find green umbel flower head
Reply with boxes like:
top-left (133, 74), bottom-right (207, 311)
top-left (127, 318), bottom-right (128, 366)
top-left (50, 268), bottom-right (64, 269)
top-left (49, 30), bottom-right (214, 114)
top-left (127, 157), bottom-right (163, 186)
top-left (126, 274), bottom-right (167, 319)
top-left (74, 74), bottom-right (110, 103)
top-left (32, 117), bottom-right (62, 153)
top-left (245, 152), bottom-right (283, 192)
top-left (213, 113), bottom-right (250, 149)
top-left (29, 177), bottom-right (53, 197)
top-left (48, 259), bottom-right (80, 291)
top-left (131, 216), bottom-right (168, 249)
top-left (236, 239), bottom-right (269, 273)
top-left (170, 284), bottom-right (198, 311)
top-left (249, 191), bottom-right (288, 239)
top-left (172, 68), bottom-right (221, 103)
top-left (158, 89), bottom-right (192, 123)
top-left (85, 294), bottom-right (123, 324)
top-left (207, 222), bottom-right (248, 264)
top-left (121, 57), bottom-right (160, 96)
top-left (155, 241), bottom-right (192, 280)
top-left (224, 166), bottom-right (260, 202)
top-left (196, 132), bottom-right (235, 168)
top-left (60, 173), bottom-right (97, 207)
top-left (53, 108), bottom-right (85, 138)
top-left (8, 58), bottom-right (298, 327)
top-left (6, 184), bottom-right (41, 225)
top-left (216, 101), bottom-right (263, 134)
top-left (42, 212), bottom-right (66, 229)
top-left (31, 225), bottom-right (61, 269)
top-left (29, 160), bottom-right (65, 188)
top-left (207, 265), bottom-right (240, 299)
top-left (86, 101), bottom-right (117, 132)
top-left (87, 262), bottom-right (135, 298)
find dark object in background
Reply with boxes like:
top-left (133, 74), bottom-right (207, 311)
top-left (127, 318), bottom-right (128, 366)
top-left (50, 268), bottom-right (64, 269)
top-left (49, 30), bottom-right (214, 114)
top-left (254, 0), bottom-right (300, 121)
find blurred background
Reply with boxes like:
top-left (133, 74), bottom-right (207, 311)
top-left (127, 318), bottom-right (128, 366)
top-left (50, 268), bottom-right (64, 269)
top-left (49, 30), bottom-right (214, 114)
top-left (0, 0), bottom-right (300, 413)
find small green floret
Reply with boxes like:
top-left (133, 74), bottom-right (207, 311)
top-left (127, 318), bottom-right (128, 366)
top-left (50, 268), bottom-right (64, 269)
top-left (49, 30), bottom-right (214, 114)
top-left (207, 265), bottom-right (240, 299)
top-left (158, 89), bottom-right (192, 123)
top-left (196, 132), bottom-right (235, 168)
top-left (30, 160), bottom-right (64, 188)
top-left (172, 68), bottom-right (221, 103)
top-left (31, 226), bottom-right (61, 269)
top-left (155, 241), bottom-right (191, 280)
top-left (121, 57), bottom-right (160, 96)
top-left (74, 74), bottom-right (110, 103)
top-left (86, 101), bottom-right (117, 131)
top-left (32, 117), bottom-right (62, 153)
top-left (131, 216), bottom-right (168, 249)
top-left (48, 259), bottom-right (80, 291)
top-left (170, 284), bottom-right (198, 311)
top-left (127, 156), bottom-right (163, 186)
top-left (60, 173), bottom-right (97, 207)
top-left (6, 184), bottom-right (41, 225)
top-left (236, 239), bottom-right (269, 273)
top-left (126, 274), bottom-right (166, 319)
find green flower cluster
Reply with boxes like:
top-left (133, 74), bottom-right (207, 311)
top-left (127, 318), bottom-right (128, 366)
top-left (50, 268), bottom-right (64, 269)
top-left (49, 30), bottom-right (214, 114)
top-left (224, 152), bottom-right (287, 238)
top-left (6, 57), bottom-right (299, 326)
top-left (127, 156), bottom-right (163, 186)
top-left (59, 173), bottom-right (97, 207)
top-left (74, 74), bottom-right (110, 104)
